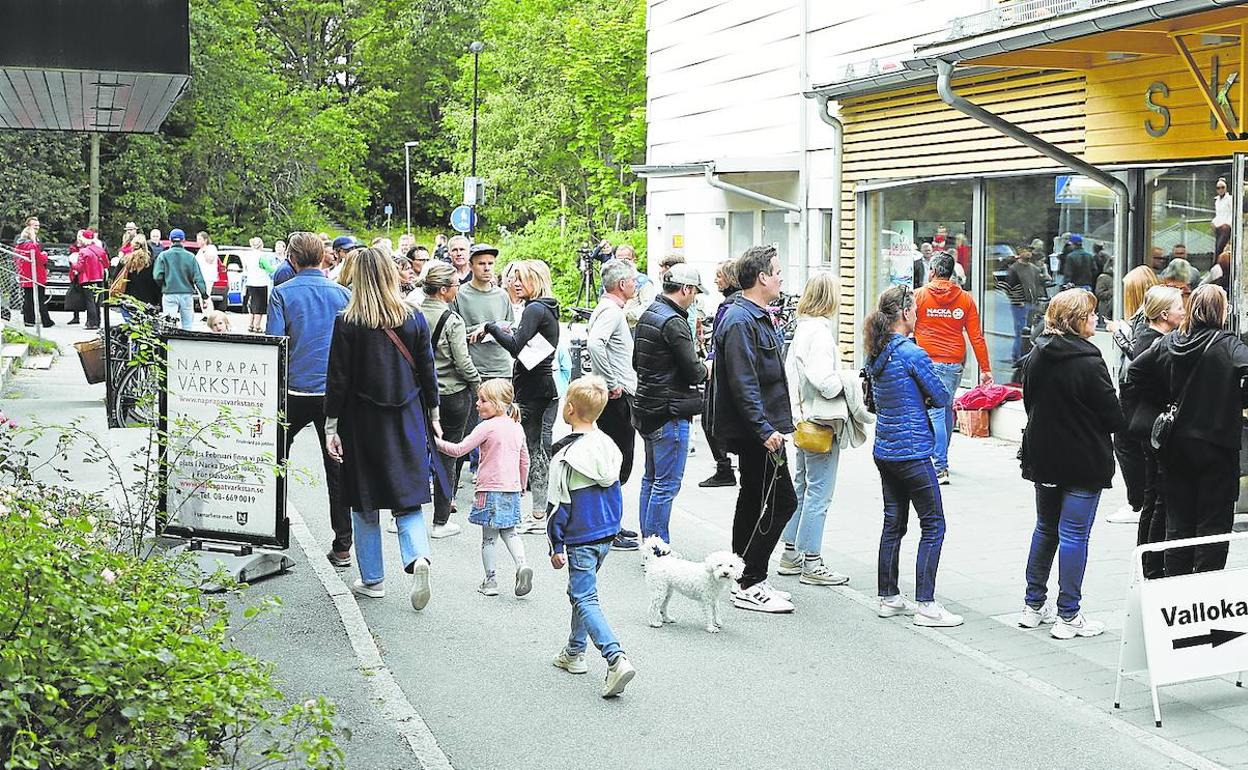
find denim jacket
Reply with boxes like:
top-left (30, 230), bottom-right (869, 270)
top-left (266, 269), bottom-right (351, 394)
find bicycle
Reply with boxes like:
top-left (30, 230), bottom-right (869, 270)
top-left (103, 301), bottom-right (176, 428)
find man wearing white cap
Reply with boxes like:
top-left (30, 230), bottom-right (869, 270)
top-left (630, 262), bottom-right (710, 549)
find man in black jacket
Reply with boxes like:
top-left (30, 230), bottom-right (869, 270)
top-left (632, 263), bottom-right (710, 547)
top-left (711, 245), bottom-right (796, 615)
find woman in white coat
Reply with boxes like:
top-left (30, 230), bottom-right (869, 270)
top-left (776, 272), bottom-right (874, 586)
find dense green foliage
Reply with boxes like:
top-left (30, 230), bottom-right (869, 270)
top-left (0, 0), bottom-right (647, 252)
top-left (0, 484), bottom-right (340, 770)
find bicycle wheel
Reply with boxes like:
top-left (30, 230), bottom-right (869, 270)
top-left (111, 364), bottom-right (158, 428)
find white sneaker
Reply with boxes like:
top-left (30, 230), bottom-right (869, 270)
top-left (351, 578), bottom-right (385, 599)
top-left (1051, 613), bottom-right (1105, 639)
top-left (914, 601), bottom-right (964, 627)
top-left (1105, 505), bottom-right (1140, 524)
top-left (877, 594), bottom-right (918, 618)
top-left (733, 583), bottom-right (795, 613)
top-left (776, 550), bottom-right (804, 575)
top-left (430, 522), bottom-right (462, 539)
top-left (602, 655), bottom-right (636, 698)
top-left (515, 565), bottom-right (533, 597)
top-left (760, 580), bottom-right (792, 601)
top-left (409, 558), bottom-right (431, 611)
top-left (1017, 602), bottom-right (1058, 629)
top-left (799, 560), bottom-right (850, 586)
top-left (553, 649), bottom-right (587, 675)
top-left (519, 516), bottom-right (547, 534)
top-left (477, 577), bottom-right (499, 596)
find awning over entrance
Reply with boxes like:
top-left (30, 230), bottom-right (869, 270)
top-left (0, 0), bottom-right (190, 133)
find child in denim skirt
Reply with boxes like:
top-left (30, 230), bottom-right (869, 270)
top-left (436, 379), bottom-right (533, 596)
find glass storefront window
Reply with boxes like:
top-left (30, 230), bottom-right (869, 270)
top-left (762, 210), bottom-right (790, 267)
top-left (1142, 164), bottom-right (1231, 277)
top-left (984, 174), bottom-right (1117, 385)
top-left (863, 180), bottom-right (973, 313)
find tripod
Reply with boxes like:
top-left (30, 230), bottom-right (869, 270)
top-left (573, 251), bottom-right (598, 310)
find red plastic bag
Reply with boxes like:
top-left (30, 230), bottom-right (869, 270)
top-left (954, 383), bottom-right (1021, 411)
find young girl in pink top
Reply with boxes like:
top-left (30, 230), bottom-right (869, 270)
top-left (436, 379), bottom-right (533, 597)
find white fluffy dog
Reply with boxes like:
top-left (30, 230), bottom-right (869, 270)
top-left (643, 536), bottom-right (745, 633)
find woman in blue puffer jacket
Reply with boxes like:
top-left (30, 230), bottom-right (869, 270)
top-left (863, 284), bottom-right (960, 628)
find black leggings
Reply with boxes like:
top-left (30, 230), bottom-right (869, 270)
top-left (519, 398), bottom-right (558, 515)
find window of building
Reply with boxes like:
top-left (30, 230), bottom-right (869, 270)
top-left (822, 210), bottom-right (837, 266)
top-left (1142, 164), bottom-right (1231, 278)
top-left (729, 211), bottom-right (753, 258)
top-left (762, 210), bottom-right (790, 268)
top-left (983, 174), bottom-right (1117, 385)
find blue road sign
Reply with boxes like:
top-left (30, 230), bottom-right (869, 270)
top-left (383, 203), bottom-right (393, 216)
top-left (1054, 175), bottom-right (1081, 204)
top-left (450, 205), bottom-right (476, 233)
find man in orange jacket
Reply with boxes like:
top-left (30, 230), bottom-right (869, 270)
top-left (914, 253), bottom-right (993, 484)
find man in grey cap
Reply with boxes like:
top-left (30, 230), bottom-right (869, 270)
top-left (630, 261), bottom-right (710, 550)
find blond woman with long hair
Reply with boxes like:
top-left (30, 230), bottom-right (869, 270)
top-left (1123, 283), bottom-right (1248, 576)
top-left (777, 271), bottom-right (874, 588)
top-left (325, 247), bottom-right (448, 610)
top-left (483, 258), bottom-right (561, 531)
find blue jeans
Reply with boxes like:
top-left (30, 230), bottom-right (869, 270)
top-left (353, 507), bottom-right (431, 586)
top-left (1025, 484), bottom-right (1100, 619)
top-left (927, 362), bottom-right (963, 472)
top-left (161, 293), bottom-right (195, 330)
top-left (639, 418), bottom-right (690, 543)
top-left (565, 541), bottom-right (622, 662)
top-left (782, 445), bottom-right (841, 555)
top-left (1009, 304), bottom-right (1030, 361)
top-left (876, 457), bottom-right (946, 603)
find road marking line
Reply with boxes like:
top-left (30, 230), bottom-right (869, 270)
top-left (286, 502), bottom-right (454, 770)
top-left (677, 506), bottom-right (1226, 770)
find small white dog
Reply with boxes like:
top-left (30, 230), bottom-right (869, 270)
top-left (643, 536), bottom-right (745, 633)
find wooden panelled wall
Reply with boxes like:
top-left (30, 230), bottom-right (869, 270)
top-left (835, 70), bottom-right (1088, 353)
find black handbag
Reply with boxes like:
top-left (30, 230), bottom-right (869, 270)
top-left (63, 281), bottom-right (87, 312)
top-left (1151, 333), bottom-right (1217, 451)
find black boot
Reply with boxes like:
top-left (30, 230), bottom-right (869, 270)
top-left (699, 466), bottom-right (736, 488)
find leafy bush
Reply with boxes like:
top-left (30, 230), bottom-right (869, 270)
top-left (0, 480), bottom-right (341, 769)
top-left (498, 214), bottom-right (646, 313)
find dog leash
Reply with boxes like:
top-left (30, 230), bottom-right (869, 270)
top-left (740, 448), bottom-right (784, 558)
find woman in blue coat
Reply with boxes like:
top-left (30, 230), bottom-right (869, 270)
top-left (326, 247), bottom-right (447, 611)
top-left (863, 285), bottom-right (960, 628)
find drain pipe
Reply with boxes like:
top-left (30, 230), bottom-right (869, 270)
top-left (814, 94), bottom-right (843, 269)
top-left (936, 59), bottom-right (1132, 330)
top-left (702, 165), bottom-right (801, 213)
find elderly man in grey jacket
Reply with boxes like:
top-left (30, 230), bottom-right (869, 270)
top-left (587, 258), bottom-right (642, 551)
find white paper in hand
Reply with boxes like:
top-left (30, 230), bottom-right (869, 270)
top-left (517, 333), bottom-right (555, 371)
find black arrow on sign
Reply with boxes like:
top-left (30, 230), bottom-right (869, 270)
top-left (1172, 628), bottom-right (1247, 650)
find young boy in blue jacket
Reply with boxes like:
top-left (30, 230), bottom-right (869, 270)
top-left (547, 375), bottom-right (636, 698)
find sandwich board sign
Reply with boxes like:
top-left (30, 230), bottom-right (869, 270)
top-left (158, 330), bottom-right (293, 588)
top-left (1116, 532), bottom-right (1247, 727)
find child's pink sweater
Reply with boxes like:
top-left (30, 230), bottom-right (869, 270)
top-left (435, 416), bottom-right (530, 492)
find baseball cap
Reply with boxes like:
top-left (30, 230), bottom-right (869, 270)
top-left (665, 263), bottom-right (707, 293)
top-left (169, 228), bottom-right (185, 242)
top-left (1069, 233), bottom-right (1083, 244)
top-left (332, 235), bottom-right (357, 250)
top-left (470, 243), bottom-right (499, 258)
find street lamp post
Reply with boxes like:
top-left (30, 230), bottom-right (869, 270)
top-left (404, 140), bottom-right (418, 236)
top-left (468, 40), bottom-right (485, 237)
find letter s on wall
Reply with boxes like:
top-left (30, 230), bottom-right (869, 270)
top-left (1145, 81), bottom-right (1171, 138)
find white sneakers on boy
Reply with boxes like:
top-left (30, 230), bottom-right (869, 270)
top-left (1050, 613), bottom-right (1105, 639)
top-left (913, 601), bottom-right (964, 627)
top-left (602, 655), bottom-right (636, 698)
top-left (410, 557), bottom-right (432, 611)
top-left (1017, 602), bottom-right (1058, 629)
top-left (351, 578), bottom-right (385, 599)
top-left (553, 649), bottom-right (588, 674)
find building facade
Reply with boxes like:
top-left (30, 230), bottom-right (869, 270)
top-left (641, 0), bottom-right (1248, 396)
